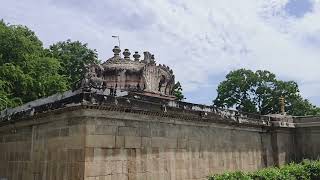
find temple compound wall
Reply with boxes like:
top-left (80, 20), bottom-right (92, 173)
top-left (294, 117), bottom-right (320, 161)
top-left (0, 91), bottom-right (318, 180)
top-left (0, 47), bottom-right (319, 180)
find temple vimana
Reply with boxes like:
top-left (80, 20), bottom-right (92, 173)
top-left (0, 46), bottom-right (320, 180)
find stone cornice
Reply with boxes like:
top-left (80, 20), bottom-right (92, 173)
top-left (0, 104), bottom-right (271, 131)
top-left (1, 90), bottom-right (315, 130)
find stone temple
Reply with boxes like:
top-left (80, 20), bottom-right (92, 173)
top-left (0, 47), bottom-right (320, 180)
top-left (81, 46), bottom-right (175, 99)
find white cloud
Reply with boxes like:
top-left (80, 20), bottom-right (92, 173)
top-left (1, 0), bottom-right (320, 105)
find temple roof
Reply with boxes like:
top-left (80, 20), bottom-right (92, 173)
top-left (82, 46), bottom-right (175, 97)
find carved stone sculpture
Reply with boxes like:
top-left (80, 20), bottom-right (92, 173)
top-left (81, 64), bottom-right (104, 90)
top-left (82, 47), bottom-right (175, 97)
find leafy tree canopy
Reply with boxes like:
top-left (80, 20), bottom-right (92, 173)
top-left (0, 20), bottom-right (69, 109)
top-left (0, 20), bottom-right (100, 110)
top-left (173, 81), bottom-right (185, 101)
top-left (48, 40), bottom-right (99, 87)
top-left (213, 69), bottom-right (320, 116)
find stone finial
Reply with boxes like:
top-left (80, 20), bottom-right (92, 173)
top-left (113, 46), bottom-right (121, 57)
top-left (133, 51), bottom-right (140, 61)
top-left (143, 51), bottom-right (152, 63)
top-left (123, 49), bottom-right (131, 60)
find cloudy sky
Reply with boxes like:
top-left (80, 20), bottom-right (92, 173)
top-left (1, 0), bottom-right (320, 105)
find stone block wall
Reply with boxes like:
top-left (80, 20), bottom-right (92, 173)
top-left (294, 117), bottom-right (320, 161)
top-left (270, 129), bottom-right (296, 166)
top-left (81, 108), bottom-right (274, 180)
top-left (0, 107), bottom-right (305, 180)
top-left (0, 109), bottom-right (87, 180)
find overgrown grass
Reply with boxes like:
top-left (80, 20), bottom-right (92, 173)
top-left (208, 160), bottom-right (320, 180)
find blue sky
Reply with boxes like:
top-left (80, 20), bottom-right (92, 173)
top-left (1, 0), bottom-right (320, 106)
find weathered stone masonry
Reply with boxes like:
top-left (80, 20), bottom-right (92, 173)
top-left (0, 47), bottom-right (319, 180)
top-left (0, 91), bottom-right (318, 180)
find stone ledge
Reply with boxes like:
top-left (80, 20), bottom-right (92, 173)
top-left (0, 91), bottom-right (270, 126)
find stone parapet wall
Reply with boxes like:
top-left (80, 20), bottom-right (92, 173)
top-left (0, 91), bottom-right (318, 180)
top-left (0, 91), bottom-right (272, 128)
top-left (0, 105), bottom-right (297, 180)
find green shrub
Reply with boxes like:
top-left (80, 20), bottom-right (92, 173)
top-left (208, 160), bottom-right (320, 180)
top-left (280, 163), bottom-right (309, 180)
top-left (250, 167), bottom-right (284, 180)
top-left (302, 159), bottom-right (320, 179)
top-left (209, 171), bottom-right (251, 180)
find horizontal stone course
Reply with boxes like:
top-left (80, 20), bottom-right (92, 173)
top-left (0, 107), bottom-right (316, 180)
top-left (86, 135), bottom-right (115, 148)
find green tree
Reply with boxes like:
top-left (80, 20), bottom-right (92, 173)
top-left (48, 40), bottom-right (99, 87)
top-left (214, 69), bottom-right (320, 116)
top-left (288, 96), bottom-right (320, 116)
top-left (213, 69), bottom-right (258, 113)
top-left (0, 20), bottom-right (68, 110)
top-left (0, 79), bottom-right (21, 109)
top-left (173, 81), bottom-right (185, 101)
